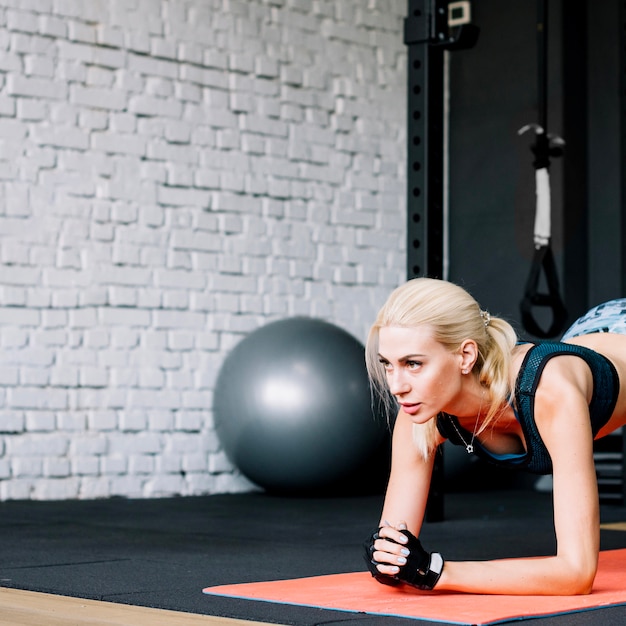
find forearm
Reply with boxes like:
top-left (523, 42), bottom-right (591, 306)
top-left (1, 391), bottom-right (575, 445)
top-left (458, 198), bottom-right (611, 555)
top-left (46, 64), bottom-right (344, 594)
top-left (436, 555), bottom-right (597, 596)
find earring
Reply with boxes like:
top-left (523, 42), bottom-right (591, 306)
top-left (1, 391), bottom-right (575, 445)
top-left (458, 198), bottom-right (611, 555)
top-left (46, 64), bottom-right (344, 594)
top-left (462, 369), bottom-right (469, 374)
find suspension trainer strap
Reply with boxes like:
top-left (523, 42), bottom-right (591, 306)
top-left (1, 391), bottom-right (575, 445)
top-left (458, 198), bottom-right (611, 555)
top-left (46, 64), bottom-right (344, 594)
top-left (520, 244), bottom-right (568, 338)
top-left (518, 0), bottom-right (567, 338)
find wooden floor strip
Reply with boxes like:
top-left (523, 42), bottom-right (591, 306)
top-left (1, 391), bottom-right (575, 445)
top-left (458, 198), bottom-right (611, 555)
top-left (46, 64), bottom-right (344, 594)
top-left (601, 522), bottom-right (626, 532)
top-left (0, 588), bottom-right (281, 626)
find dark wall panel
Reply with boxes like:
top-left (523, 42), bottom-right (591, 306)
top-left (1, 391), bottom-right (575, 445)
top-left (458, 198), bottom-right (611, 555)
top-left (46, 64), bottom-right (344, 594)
top-left (447, 0), bottom-right (564, 334)
top-left (448, 0), bottom-right (624, 330)
top-left (587, 1), bottom-right (621, 303)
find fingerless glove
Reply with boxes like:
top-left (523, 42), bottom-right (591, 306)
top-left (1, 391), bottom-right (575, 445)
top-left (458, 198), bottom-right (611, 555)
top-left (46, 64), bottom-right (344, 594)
top-left (363, 527), bottom-right (444, 590)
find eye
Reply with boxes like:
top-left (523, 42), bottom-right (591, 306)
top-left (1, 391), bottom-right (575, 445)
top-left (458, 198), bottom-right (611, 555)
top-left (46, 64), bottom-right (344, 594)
top-left (406, 360), bottom-right (422, 370)
top-left (378, 358), bottom-right (392, 372)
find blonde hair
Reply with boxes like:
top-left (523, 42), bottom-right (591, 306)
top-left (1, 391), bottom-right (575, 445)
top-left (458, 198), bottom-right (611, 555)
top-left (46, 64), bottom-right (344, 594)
top-left (366, 278), bottom-right (518, 459)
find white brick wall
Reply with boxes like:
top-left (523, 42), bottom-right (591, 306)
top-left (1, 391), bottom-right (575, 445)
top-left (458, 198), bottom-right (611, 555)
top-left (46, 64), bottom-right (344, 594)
top-left (0, 0), bottom-right (406, 500)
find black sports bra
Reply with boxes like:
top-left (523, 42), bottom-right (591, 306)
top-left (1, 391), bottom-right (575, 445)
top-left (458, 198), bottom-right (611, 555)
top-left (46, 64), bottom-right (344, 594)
top-left (437, 342), bottom-right (620, 474)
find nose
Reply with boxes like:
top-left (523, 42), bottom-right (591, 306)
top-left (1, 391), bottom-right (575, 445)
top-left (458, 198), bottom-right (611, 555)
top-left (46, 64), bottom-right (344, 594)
top-left (387, 368), bottom-right (410, 396)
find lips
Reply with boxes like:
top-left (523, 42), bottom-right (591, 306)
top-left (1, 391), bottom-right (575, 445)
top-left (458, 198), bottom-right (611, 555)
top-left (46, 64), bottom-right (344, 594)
top-left (400, 403), bottom-right (420, 415)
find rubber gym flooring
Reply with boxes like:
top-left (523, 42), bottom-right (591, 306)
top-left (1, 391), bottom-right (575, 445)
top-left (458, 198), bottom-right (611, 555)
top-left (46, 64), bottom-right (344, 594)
top-left (1, 486), bottom-right (626, 625)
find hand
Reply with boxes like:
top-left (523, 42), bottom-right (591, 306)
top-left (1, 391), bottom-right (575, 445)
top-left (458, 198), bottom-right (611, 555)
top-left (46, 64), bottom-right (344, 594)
top-left (363, 522), bottom-right (444, 590)
top-left (363, 526), bottom-right (402, 586)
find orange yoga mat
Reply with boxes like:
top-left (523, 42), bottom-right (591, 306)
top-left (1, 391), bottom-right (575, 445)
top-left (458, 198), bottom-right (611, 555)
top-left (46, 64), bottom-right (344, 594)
top-left (203, 549), bottom-right (626, 625)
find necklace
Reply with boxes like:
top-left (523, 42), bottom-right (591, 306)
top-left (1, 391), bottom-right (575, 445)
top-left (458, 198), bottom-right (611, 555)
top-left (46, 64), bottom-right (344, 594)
top-left (449, 390), bottom-right (484, 454)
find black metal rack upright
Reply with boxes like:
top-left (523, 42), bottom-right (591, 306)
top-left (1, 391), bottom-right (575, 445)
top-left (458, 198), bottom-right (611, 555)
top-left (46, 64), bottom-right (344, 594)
top-left (404, 0), bottom-right (478, 521)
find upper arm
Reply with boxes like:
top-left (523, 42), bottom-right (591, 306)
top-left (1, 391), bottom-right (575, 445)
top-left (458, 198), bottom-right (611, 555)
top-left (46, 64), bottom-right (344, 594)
top-left (379, 409), bottom-right (442, 535)
top-left (533, 359), bottom-right (600, 578)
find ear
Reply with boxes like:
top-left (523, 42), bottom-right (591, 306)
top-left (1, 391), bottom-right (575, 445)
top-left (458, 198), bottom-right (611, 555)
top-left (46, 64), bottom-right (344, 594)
top-left (458, 339), bottom-right (479, 373)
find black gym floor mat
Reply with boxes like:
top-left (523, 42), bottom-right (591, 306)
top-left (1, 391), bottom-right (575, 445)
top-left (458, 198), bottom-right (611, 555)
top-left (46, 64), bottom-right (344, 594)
top-left (1, 488), bottom-right (626, 625)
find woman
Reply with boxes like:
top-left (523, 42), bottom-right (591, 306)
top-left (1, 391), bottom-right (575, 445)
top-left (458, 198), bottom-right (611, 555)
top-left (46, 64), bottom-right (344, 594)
top-left (363, 278), bottom-right (626, 595)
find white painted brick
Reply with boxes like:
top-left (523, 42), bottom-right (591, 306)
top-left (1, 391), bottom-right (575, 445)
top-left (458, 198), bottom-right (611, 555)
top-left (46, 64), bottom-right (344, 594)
top-left (108, 286), bottom-right (138, 307)
top-left (0, 459), bottom-right (10, 480)
top-left (182, 453), bottom-right (207, 473)
top-left (43, 457), bottom-right (71, 478)
top-left (8, 387), bottom-right (68, 410)
top-left (110, 367), bottom-right (138, 388)
top-left (127, 388), bottom-right (181, 409)
top-left (12, 457), bottom-right (44, 477)
top-left (208, 450), bottom-right (233, 474)
top-left (0, 411), bottom-right (25, 433)
top-left (68, 20), bottom-right (96, 43)
top-left (110, 432), bottom-right (162, 455)
top-left (68, 435), bottom-right (106, 456)
top-left (152, 309), bottom-right (205, 330)
top-left (145, 77), bottom-right (173, 99)
top-left (157, 185), bottom-right (210, 207)
top-left (148, 140), bottom-right (197, 164)
top-left (21, 367), bottom-right (51, 386)
top-left (166, 369), bottom-right (194, 390)
top-left (155, 269), bottom-right (205, 290)
top-left (125, 30), bottom-right (151, 54)
top-left (70, 84), bottom-right (126, 110)
top-left (96, 267), bottom-right (152, 288)
top-left (144, 473), bottom-right (185, 497)
top-left (52, 289), bottom-right (80, 308)
top-left (72, 456), bottom-right (99, 475)
top-left (101, 455), bottom-right (128, 475)
top-left (77, 477), bottom-right (110, 498)
top-left (41, 309), bottom-right (69, 329)
top-left (26, 289), bottom-right (51, 308)
top-left (119, 410), bottom-right (147, 432)
top-left (137, 289), bottom-right (162, 309)
top-left (0, 306), bottom-right (40, 325)
top-left (109, 475), bottom-right (144, 498)
top-left (155, 453), bottom-right (182, 474)
top-left (30, 125), bottom-right (89, 150)
top-left (79, 366), bottom-right (109, 388)
top-left (162, 290), bottom-right (189, 309)
top-left (129, 94), bottom-right (183, 119)
top-left (0, 286), bottom-right (27, 306)
top-left (138, 368), bottom-right (164, 389)
top-left (79, 287), bottom-right (108, 307)
top-left (38, 15), bottom-right (68, 38)
top-left (141, 329), bottom-right (168, 350)
top-left (0, 478), bottom-right (33, 500)
top-left (146, 409), bottom-right (173, 431)
top-left (128, 454), bottom-right (155, 475)
top-left (0, 50), bottom-right (21, 73)
top-left (24, 53), bottom-right (55, 78)
top-left (167, 330), bottom-right (194, 351)
top-left (128, 49), bottom-right (179, 79)
top-left (6, 74), bottom-right (67, 100)
top-left (96, 24), bottom-right (124, 48)
top-left (57, 412), bottom-right (87, 430)
top-left (7, 10), bottom-right (39, 34)
top-left (1, 328), bottom-right (29, 349)
top-left (91, 132), bottom-right (147, 157)
top-left (174, 410), bottom-right (203, 431)
top-left (87, 410), bottom-right (118, 430)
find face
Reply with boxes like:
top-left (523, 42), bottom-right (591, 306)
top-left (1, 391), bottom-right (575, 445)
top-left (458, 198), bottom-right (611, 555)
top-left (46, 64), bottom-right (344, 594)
top-left (377, 325), bottom-right (465, 423)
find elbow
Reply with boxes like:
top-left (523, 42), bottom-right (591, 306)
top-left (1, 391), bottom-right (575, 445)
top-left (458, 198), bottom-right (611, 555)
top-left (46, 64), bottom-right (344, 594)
top-left (560, 561), bottom-right (597, 596)
top-left (565, 578), bottom-right (594, 596)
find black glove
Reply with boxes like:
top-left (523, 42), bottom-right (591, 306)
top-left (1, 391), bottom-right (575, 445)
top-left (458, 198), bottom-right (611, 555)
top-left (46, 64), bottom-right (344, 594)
top-left (363, 527), bottom-right (444, 591)
top-left (364, 528), bottom-right (402, 586)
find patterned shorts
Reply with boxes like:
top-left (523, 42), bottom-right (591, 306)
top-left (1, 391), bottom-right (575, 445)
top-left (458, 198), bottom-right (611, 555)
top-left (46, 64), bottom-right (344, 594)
top-left (561, 298), bottom-right (626, 339)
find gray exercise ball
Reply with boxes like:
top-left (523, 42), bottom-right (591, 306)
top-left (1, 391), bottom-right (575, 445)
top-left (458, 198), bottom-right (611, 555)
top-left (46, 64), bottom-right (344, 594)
top-left (213, 317), bottom-right (388, 494)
